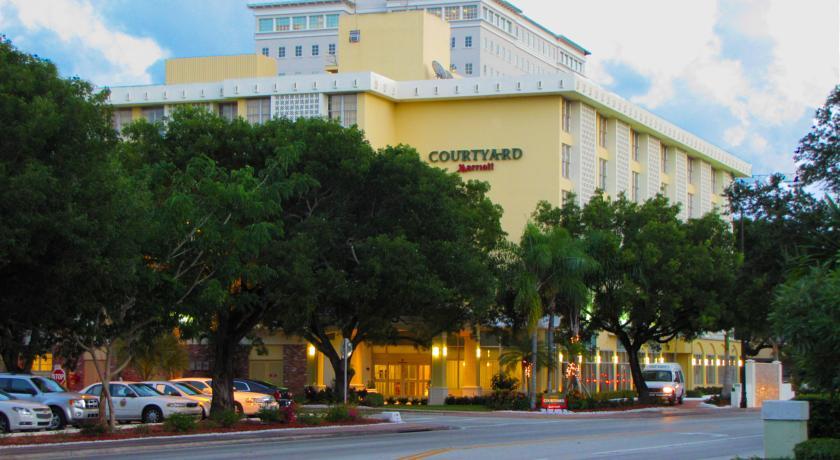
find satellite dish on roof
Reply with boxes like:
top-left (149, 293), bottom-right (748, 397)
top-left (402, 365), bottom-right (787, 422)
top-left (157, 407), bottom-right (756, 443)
top-left (432, 60), bottom-right (453, 79)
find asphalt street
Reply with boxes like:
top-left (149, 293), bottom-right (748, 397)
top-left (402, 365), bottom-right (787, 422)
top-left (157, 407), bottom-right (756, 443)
top-left (3, 408), bottom-right (764, 460)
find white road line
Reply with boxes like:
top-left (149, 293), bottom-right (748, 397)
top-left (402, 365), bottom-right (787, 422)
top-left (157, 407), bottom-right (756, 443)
top-left (589, 434), bottom-right (762, 456)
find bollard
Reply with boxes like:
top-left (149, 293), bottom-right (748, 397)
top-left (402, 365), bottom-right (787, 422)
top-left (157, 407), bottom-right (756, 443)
top-left (762, 400), bottom-right (809, 459)
top-left (731, 383), bottom-right (742, 408)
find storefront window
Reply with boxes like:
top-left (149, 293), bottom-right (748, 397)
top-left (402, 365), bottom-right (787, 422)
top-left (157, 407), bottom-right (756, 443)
top-left (292, 16), bottom-right (307, 30)
top-left (246, 98), bottom-right (271, 125)
top-left (258, 18), bottom-right (273, 32)
top-left (276, 17), bottom-right (290, 31)
top-left (462, 5), bottom-right (478, 20)
top-left (445, 6), bottom-right (460, 21)
top-left (328, 94), bottom-right (357, 127)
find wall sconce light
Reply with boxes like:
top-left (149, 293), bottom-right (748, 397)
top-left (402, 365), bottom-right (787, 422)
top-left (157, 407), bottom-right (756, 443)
top-left (476, 347), bottom-right (482, 359)
top-left (432, 346), bottom-right (440, 358)
top-left (307, 345), bottom-right (316, 357)
top-left (442, 346), bottom-right (448, 358)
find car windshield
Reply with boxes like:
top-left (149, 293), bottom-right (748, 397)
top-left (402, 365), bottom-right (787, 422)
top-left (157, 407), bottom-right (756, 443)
top-left (642, 370), bottom-right (673, 382)
top-left (186, 381), bottom-right (209, 391)
top-left (130, 384), bottom-right (162, 397)
top-left (31, 377), bottom-right (65, 393)
top-left (245, 379), bottom-right (275, 390)
top-left (174, 383), bottom-right (200, 396)
top-left (0, 390), bottom-right (12, 401)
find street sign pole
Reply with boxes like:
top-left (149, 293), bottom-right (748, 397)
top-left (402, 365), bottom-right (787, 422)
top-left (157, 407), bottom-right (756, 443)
top-left (343, 338), bottom-right (352, 405)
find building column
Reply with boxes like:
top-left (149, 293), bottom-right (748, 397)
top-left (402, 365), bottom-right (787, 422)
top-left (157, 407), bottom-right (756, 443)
top-left (306, 344), bottom-right (318, 387)
top-left (429, 333), bottom-right (448, 405)
top-left (461, 331), bottom-right (482, 396)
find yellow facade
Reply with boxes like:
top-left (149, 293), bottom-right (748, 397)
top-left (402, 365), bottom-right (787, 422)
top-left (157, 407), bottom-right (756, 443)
top-left (165, 54), bottom-right (277, 85)
top-left (337, 11), bottom-right (451, 81)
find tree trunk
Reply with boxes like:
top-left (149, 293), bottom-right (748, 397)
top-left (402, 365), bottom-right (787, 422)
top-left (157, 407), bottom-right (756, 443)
top-left (326, 351), bottom-right (347, 398)
top-left (721, 331), bottom-right (732, 400)
top-left (621, 336), bottom-right (648, 403)
top-left (0, 347), bottom-right (23, 373)
top-left (546, 314), bottom-right (555, 393)
top-left (210, 320), bottom-right (238, 416)
top-left (529, 331), bottom-right (537, 410)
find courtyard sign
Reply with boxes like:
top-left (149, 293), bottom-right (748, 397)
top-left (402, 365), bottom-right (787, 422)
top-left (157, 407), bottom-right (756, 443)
top-left (428, 148), bottom-right (524, 163)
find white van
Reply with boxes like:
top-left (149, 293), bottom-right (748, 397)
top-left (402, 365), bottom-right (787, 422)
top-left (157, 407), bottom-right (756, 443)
top-left (642, 363), bottom-right (686, 404)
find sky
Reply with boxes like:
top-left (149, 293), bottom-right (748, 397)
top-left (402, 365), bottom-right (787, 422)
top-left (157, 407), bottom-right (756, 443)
top-left (1, 0), bottom-right (838, 176)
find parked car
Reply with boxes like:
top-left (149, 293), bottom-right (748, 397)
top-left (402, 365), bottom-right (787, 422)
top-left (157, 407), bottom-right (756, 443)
top-left (80, 382), bottom-right (202, 423)
top-left (234, 378), bottom-right (293, 406)
top-left (642, 363), bottom-right (686, 405)
top-left (0, 373), bottom-right (99, 429)
top-left (0, 389), bottom-right (53, 433)
top-left (143, 381), bottom-right (211, 418)
top-left (171, 377), bottom-right (278, 415)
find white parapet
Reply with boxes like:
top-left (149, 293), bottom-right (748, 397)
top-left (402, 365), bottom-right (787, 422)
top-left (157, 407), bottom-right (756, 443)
top-left (762, 400), bottom-right (809, 459)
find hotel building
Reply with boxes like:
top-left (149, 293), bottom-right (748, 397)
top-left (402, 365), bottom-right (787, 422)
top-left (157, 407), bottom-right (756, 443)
top-left (102, 7), bottom-right (749, 402)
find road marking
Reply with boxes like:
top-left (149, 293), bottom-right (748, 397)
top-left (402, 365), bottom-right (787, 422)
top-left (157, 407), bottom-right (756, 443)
top-left (676, 432), bottom-right (728, 437)
top-left (398, 447), bottom-right (454, 460)
top-left (589, 434), bottom-right (762, 456)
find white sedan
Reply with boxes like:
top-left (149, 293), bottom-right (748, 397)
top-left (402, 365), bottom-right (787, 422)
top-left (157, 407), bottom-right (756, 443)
top-left (143, 381), bottom-right (211, 418)
top-left (0, 389), bottom-right (53, 432)
top-left (81, 382), bottom-right (202, 423)
top-left (171, 377), bottom-right (277, 415)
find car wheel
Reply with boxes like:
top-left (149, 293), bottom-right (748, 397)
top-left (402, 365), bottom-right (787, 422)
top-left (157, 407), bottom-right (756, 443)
top-left (679, 395), bottom-right (684, 405)
top-left (142, 406), bottom-right (164, 424)
top-left (234, 402), bottom-right (244, 415)
top-left (48, 406), bottom-right (67, 430)
top-left (0, 413), bottom-right (10, 433)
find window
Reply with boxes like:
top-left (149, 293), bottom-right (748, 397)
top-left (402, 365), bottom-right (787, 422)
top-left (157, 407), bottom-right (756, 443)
top-left (445, 6), bottom-right (460, 21)
top-left (295, 45), bottom-right (302, 57)
top-left (349, 29), bottom-right (360, 43)
top-left (427, 7), bottom-right (442, 18)
top-left (328, 94), bottom-right (357, 127)
top-left (261, 47), bottom-right (269, 57)
top-left (599, 159), bottom-right (608, 190)
top-left (562, 144), bottom-right (571, 179)
top-left (112, 109), bottom-right (132, 132)
top-left (712, 170), bottom-right (718, 192)
top-left (562, 190), bottom-right (571, 205)
top-left (246, 98), bottom-right (271, 125)
top-left (258, 18), bottom-right (273, 32)
top-left (218, 102), bottom-right (237, 121)
top-left (277, 17), bottom-right (290, 31)
top-left (632, 172), bottom-right (640, 202)
top-left (465, 36), bottom-right (472, 48)
top-left (10, 378), bottom-right (37, 395)
top-left (632, 130), bottom-right (640, 161)
top-left (562, 99), bottom-right (571, 132)
top-left (328, 43), bottom-right (336, 55)
top-left (278, 46), bottom-right (286, 58)
top-left (464, 63), bottom-right (473, 75)
top-left (463, 5), bottom-right (478, 19)
top-left (688, 158), bottom-right (695, 184)
top-left (309, 15), bottom-right (324, 29)
top-left (312, 44), bottom-right (319, 56)
top-left (292, 16), bottom-right (307, 30)
top-left (142, 106), bottom-right (165, 124)
top-left (598, 115), bottom-right (608, 148)
top-left (31, 354), bottom-right (53, 372)
top-left (661, 144), bottom-right (668, 173)
top-left (326, 14), bottom-right (339, 28)
top-left (687, 193), bottom-right (695, 217)
top-left (451, 37), bottom-right (456, 48)
top-left (233, 381), bottom-right (249, 392)
top-left (660, 182), bottom-right (668, 194)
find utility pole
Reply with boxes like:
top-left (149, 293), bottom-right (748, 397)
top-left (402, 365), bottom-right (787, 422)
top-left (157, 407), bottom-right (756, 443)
top-left (342, 338), bottom-right (352, 405)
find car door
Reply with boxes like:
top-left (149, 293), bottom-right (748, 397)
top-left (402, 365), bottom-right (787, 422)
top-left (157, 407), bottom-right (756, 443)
top-left (6, 378), bottom-right (38, 401)
top-left (109, 384), bottom-right (138, 420)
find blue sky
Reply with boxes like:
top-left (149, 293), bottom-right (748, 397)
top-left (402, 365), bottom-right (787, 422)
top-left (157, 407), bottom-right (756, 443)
top-left (1, 0), bottom-right (837, 175)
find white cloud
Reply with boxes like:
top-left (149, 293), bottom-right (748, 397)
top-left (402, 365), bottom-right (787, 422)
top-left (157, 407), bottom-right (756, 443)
top-left (724, 126), bottom-right (747, 147)
top-left (0, 0), bottom-right (167, 85)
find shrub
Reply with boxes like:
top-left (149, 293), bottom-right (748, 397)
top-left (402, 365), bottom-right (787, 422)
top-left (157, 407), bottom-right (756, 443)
top-left (132, 424), bottom-right (152, 435)
top-left (794, 438), bottom-right (840, 459)
top-left (164, 413), bottom-right (197, 433)
top-left (79, 423), bottom-right (109, 437)
top-left (256, 408), bottom-right (283, 423)
top-left (491, 372), bottom-right (519, 391)
top-left (686, 389), bottom-right (703, 398)
top-left (210, 409), bottom-right (242, 428)
top-left (796, 394), bottom-right (840, 439)
top-left (693, 386), bottom-right (723, 396)
top-left (298, 414), bottom-right (323, 426)
top-left (566, 390), bottom-right (636, 411)
top-left (410, 398), bottom-right (421, 406)
top-left (420, 398), bottom-right (428, 405)
top-left (386, 396), bottom-right (396, 405)
top-left (324, 404), bottom-right (359, 422)
top-left (484, 390), bottom-right (530, 410)
top-left (362, 393), bottom-right (384, 407)
top-left (281, 403), bottom-right (297, 424)
top-left (398, 397), bottom-right (409, 405)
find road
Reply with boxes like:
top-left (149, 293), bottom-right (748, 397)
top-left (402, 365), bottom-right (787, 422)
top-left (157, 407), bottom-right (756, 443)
top-left (4, 409), bottom-right (763, 460)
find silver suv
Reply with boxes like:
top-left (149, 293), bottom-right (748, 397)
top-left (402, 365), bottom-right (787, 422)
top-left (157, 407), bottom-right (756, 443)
top-left (0, 373), bottom-right (99, 429)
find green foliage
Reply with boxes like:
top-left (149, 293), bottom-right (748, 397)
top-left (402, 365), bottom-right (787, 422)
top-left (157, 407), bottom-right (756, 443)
top-left (773, 256), bottom-right (840, 394)
top-left (794, 85), bottom-right (840, 196)
top-left (123, 332), bottom-right (189, 380)
top-left (566, 390), bottom-right (636, 411)
top-left (362, 393), bottom-right (384, 407)
top-left (795, 395), bottom-right (840, 439)
top-left (132, 424), bottom-right (152, 435)
top-left (490, 372), bottom-right (519, 391)
top-left (79, 423), bottom-right (109, 437)
top-left (210, 409), bottom-right (241, 428)
top-left (794, 438), bottom-right (840, 460)
top-left (324, 404), bottom-right (360, 422)
top-left (163, 413), bottom-right (197, 432)
top-left (484, 390), bottom-right (530, 410)
top-left (297, 414), bottom-right (323, 426)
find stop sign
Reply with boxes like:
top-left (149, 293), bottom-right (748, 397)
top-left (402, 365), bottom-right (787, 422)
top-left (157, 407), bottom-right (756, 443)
top-left (51, 368), bottom-right (66, 385)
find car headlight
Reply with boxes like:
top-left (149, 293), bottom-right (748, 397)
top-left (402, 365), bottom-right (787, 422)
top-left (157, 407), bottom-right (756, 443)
top-left (663, 387), bottom-right (674, 394)
top-left (167, 403), bottom-right (187, 408)
top-left (13, 407), bottom-right (33, 415)
top-left (70, 399), bottom-right (86, 409)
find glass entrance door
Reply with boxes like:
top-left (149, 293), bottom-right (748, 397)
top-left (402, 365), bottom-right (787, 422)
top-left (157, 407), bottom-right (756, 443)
top-left (374, 363), bottom-right (430, 398)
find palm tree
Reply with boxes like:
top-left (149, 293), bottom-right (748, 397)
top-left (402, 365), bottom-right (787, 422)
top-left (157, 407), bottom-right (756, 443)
top-left (498, 332), bottom-right (555, 392)
top-left (514, 223), bottom-right (593, 409)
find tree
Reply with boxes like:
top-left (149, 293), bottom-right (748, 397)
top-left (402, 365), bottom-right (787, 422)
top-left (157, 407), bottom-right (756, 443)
top-left (772, 253), bottom-right (840, 396)
top-left (124, 332), bottom-right (189, 381)
top-left (0, 38), bottom-right (120, 372)
top-left (794, 85), bottom-right (840, 196)
top-left (120, 109), bottom-right (305, 415)
top-left (581, 193), bottom-right (737, 402)
top-left (268, 131), bottom-right (504, 393)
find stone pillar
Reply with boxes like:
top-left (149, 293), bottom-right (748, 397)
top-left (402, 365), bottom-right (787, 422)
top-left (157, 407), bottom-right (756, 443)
top-left (429, 333), bottom-right (448, 405)
top-left (461, 333), bottom-right (482, 397)
top-left (762, 400), bottom-right (809, 459)
top-left (745, 359), bottom-right (757, 408)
